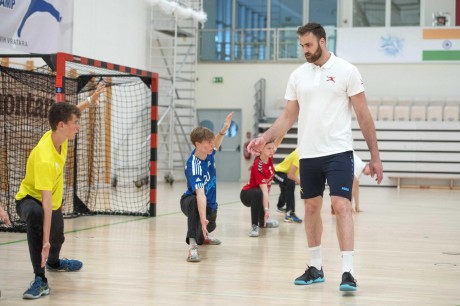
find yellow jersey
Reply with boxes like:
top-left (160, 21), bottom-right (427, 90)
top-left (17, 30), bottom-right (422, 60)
top-left (274, 148), bottom-right (299, 177)
top-left (16, 130), bottom-right (68, 210)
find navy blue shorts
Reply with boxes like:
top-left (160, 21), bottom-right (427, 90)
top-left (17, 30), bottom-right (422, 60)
top-left (299, 151), bottom-right (354, 201)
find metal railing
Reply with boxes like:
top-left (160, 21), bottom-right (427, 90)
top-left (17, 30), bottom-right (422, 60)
top-left (199, 27), bottom-right (336, 62)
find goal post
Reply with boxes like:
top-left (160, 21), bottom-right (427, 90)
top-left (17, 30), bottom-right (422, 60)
top-left (0, 53), bottom-right (158, 232)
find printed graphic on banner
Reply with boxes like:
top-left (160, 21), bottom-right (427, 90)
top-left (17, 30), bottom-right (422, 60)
top-left (0, 0), bottom-right (73, 53)
top-left (336, 27), bottom-right (422, 63)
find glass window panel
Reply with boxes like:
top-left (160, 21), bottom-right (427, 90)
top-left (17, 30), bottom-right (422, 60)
top-left (391, 0), bottom-right (420, 26)
top-left (353, 0), bottom-right (385, 27)
top-left (202, 0), bottom-right (232, 61)
top-left (235, 0), bottom-right (267, 29)
top-left (309, 0), bottom-right (337, 26)
top-left (271, 0), bottom-right (303, 28)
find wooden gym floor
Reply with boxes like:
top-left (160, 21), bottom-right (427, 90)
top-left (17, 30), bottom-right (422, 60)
top-left (0, 181), bottom-right (459, 305)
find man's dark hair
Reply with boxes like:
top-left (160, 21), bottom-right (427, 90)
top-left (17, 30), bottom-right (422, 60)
top-left (297, 22), bottom-right (326, 40)
top-left (48, 102), bottom-right (81, 131)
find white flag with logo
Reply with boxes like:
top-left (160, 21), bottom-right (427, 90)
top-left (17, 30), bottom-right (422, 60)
top-left (0, 0), bottom-right (73, 53)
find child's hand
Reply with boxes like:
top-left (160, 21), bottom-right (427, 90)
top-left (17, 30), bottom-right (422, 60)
top-left (223, 112), bottom-right (234, 130)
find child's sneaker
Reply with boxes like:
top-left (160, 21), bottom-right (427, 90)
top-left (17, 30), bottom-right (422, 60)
top-left (22, 276), bottom-right (50, 299)
top-left (186, 245), bottom-right (200, 262)
top-left (248, 224), bottom-right (259, 237)
top-left (294, 266), bottom-right (325, 285)
top-left (339, 272), bottom-right (358, 291)
top-left (284, 212), bottom-right (303, 223)
top-left (204, 235), bottom-right (222, 245)
top-left (46, 258), bottom-right (82, 272)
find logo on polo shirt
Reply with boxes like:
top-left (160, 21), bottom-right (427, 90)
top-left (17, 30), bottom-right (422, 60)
top-left (326, 76), bottom-right (336, 83)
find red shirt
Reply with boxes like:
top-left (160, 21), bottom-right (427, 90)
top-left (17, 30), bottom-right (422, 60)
top-left (242, 157), bottom-right (274, 192)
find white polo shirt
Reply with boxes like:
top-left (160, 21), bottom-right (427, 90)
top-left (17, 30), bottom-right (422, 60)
top-left (285, 52), bottom-right (364, 159)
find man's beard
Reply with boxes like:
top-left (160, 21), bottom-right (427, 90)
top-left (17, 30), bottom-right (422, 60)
top-left (304, 45), bottom-right (322, 63)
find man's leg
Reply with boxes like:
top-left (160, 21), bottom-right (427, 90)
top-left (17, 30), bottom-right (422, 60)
top-left (304, 197), bottom-right (323, 247)
top-left (294, 196), bottom-right (325, 285)
top-left (331, 196), bottom-right (354, 252)
top-left (295, 156), bottom-right (326, 286)
top-left (327, 151), bottom-right (357, 291)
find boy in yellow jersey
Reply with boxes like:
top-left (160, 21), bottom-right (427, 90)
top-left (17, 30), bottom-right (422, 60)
top-left (273, 148), bottom-right (302, 223)
top-left (15, 83), bottom-right (104, 299)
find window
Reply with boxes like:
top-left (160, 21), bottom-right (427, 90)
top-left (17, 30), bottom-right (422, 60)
top-left (309, 0), bottom-right (337, 26)
top-left (353, 0), bottom-right (386, 27)
top-left (201, 0), bottom-right (342, 61)
top-left (391, 0), bottom-right (420, 26)
top-left (353, 0), bottom-right (420, 27)
top-left (201, 0), bottom-right (305, 61)
top-left (271, 0), bottom-right (303, 27)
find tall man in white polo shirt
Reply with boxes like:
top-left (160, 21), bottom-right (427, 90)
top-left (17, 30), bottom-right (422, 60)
top-left (247, 23), bottom-right (383, 292)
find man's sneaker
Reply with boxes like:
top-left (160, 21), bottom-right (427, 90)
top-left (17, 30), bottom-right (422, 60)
top-left (276, 207), bottom-right (286, 214)
top-left (340, 272), bottom-right (358, 291)
top-left (263, 219), bottom-right (279, 228)
top-left (186, 245), bottom-right (200, 262)
top-left (284, 212), bottom-right (303, 223)
top-left (46, 258), bottom-right (83, 272)
top-left (22, 276), bottom-right (50, 299)
top-left (294, 266), bottom-right (325, 285)
top-left (204, 235), bottom-right (222, 245)
top-left (248, 225), bottom-right (259, 237)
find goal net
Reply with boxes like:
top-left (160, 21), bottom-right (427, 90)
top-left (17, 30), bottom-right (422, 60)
top-left (0, 53), bottom-right (158, 232)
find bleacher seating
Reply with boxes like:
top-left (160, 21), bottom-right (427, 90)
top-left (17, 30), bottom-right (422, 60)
top-left (377, 105), bottom-right (394, 121)
top-left (353, 121), bottom-right (460, 189)
top-left (394, 105), bottom-right (410, 121)
top-left (410, 105), bottom-right (426, 121)
top-left (443, 105), bottom-right (459, 121)
top-left (427, 105), bottom-right (443, 121)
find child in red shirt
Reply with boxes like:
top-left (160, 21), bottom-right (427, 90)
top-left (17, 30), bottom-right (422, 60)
top-left (240, 140), bottom-right (280, 237)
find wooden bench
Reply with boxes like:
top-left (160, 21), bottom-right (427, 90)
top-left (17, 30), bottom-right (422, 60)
top-left (388, 174), bottom-right (460, 190)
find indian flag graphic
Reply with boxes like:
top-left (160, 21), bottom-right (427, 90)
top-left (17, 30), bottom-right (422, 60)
top-left (422, 28), bottom-right (460, 61)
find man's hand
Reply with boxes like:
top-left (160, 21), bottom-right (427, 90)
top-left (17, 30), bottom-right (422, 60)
top-left (41, 241), bottom-right (51, 268)
top-left (369, 158), bottom-right (383, 184)
top-left (246, 135), bottom-right (267, 156)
